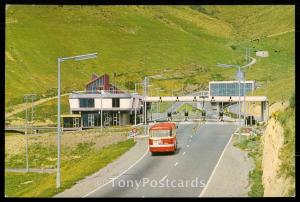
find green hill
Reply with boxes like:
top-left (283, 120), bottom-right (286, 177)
top-left (5, 5), bottom-right (295, 110)
top-left (4, 5), bottom-right (295, 197)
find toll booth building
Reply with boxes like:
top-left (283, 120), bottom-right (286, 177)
top-left (62, 73), bottom-right (143, 130)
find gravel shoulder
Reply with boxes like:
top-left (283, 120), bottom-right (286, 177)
top-left (54, 138), bottom-right (148, 197)
top-left (202, 134), bottom-right (254, 197)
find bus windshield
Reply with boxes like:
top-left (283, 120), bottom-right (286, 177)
top-left (150, 130), bottom-right (172, 138)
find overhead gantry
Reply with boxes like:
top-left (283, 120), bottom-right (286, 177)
top-left (144, 95), bottom-right (269, 122)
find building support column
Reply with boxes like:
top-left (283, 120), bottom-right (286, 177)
top-left (261, 101), bottom-right (266, 122)
top-left (266, 101), bottom-right (269, 121)
top-left (80, 112), bottom-right (83, 130)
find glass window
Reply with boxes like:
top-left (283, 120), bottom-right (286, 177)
top-left (150, 130), bottom-right (172, 137)
top-left (112, 98), bottom-right (120, 108)
top-left (210, 82), bottom-right (254, 96)
top-left (80, 99), bottom-right (94, 108)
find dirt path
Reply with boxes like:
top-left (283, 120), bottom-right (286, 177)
top-left (266, 29), bottom-right (295, 38)
top-left (241, 57), bottom-right (256, 68)
top-left (5, 93), bottom-right (70, 118)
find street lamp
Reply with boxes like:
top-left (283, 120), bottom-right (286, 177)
top-left (134, 82), bottom-right (143, 93)
top-left (236, 65), bottom-right (245, 142)
top-left (57, 52), bottom-right (97, 189)
top-left (24, 94), bottom-right (36, 172)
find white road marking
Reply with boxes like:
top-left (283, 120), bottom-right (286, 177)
top-left (182, 152), bottom-right (186, 156)
top-left (174, 162), bottom-right (178, 167)
top-left (187, 145), bottom-right (190, 147)
top-left (199, 133), bottom-right (234, 197)
top-left (190, 135), bottom-right (192, 138)
top-left (83, 145), bottom-right (149, 197)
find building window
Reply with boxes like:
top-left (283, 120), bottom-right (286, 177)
top-left (112, 98), bottom-right (120, 108)
top-left (210, 82), bottom-right (254, 96)
top-left (80, 99), bottom-right (94, 108)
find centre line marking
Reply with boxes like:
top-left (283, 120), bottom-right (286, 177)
top-left (174, 162), bottom-right (178, 167)
top-left (182, 152), bottom-right (186, 155)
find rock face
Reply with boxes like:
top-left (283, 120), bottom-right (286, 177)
top-left (261, 100), bottom-right (292, 197)
top-left (245, 101), bottom-right (289, 119)
top-left (261, 117), bottom-right (286, 196)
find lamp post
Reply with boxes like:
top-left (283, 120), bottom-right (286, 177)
top-left (57, 52), bottom-right (97, 189)
top-left (134, 82), bottom-right (142, 126)
top-left (134, 96), bottom-right (137, 126)
top-left (25, 97), bottom-right (28, 172)
top-left (101, 98), bottom-right (103, 131)
top-left (236, 66), bottom-right (243, 142)
top-left (24, 94), bottom-right (36, 172)
top-left (135, 82), bottom-right (143, 93)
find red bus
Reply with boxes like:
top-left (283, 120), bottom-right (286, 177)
top-left (148, 122), bottom-right (178, 154)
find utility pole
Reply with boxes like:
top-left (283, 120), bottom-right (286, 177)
top-left (144, 77), bottom-right (147, 125)
top-left (237, 66), bottom-right (242, 142)
top-left (134, 96), bottom-right (137, 125)
top-left (25, 97), bottom-right (29, 172)
top-left (244, 77), bottom-right (246, 127)
top-left (24, 94), bottom-right (36, 172)
top-left (101, 98), bottom-right (103, 131)
top-left (114, 72), bottom-right (116, 94)
top-left (143, 77), bottom-right (148, 136)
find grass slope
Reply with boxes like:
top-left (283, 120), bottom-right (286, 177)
top-left (5, 139), bottom-right (135, 197)
top-left (6, 5), bottom-right (247, 107)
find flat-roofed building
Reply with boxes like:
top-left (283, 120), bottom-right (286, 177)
top-left (66, 73), bottom-right (144, 129)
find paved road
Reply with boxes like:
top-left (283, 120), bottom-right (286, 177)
top-left (85, 123), bottom-right (237, 197)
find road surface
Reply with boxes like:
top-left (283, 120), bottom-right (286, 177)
top-left (85, 123), bottom-right (237, 197)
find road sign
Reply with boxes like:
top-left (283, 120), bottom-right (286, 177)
top-left (132, 128), bottom-right (137, 134)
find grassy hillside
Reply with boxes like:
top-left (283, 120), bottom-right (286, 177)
top-left (191, 5), bottom-right (295, 40)
top-left (5, 5), bottom-right (295, 197)
top-left (5, 5), bottom-right (245, 109)
top-left (5, 5), bottom-right (294, 111)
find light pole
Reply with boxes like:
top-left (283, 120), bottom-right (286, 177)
top-left (25, 97), bottom-right (28, 172)
top-left (236, 66), bottom-right (244, 142)
top-left (134, 96), bottom-right (137, 126)
top-left (143, 77), bottom-right (148, 125)
top-left (101, 98), bottom-right (103, 131)
top-left (24, 94), bottom-right (36, 172)
top-left (134, 82), bottom-right (143, 126)
top-left (244, 77), bottom-right (246, 127)
top-left (57, 52), bottom-right (97, 189)
top-left (134, 82), bottom-right (143, 93)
